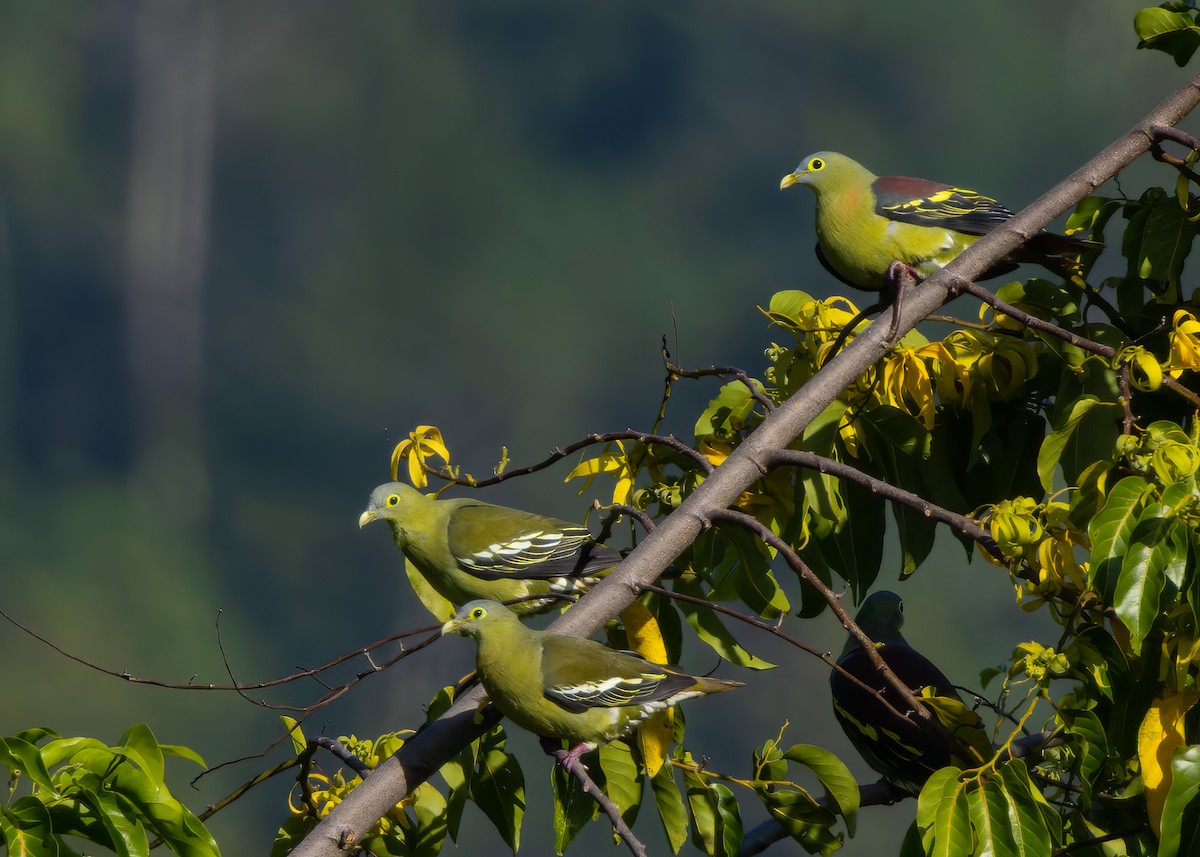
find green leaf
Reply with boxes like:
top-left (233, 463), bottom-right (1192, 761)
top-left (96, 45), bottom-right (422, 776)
top-left (1064, 709), bottom-right (1108, 807)
top-left (1037, 395), bottom-right (1110, 492)
top-left (997, 760), bottom-right (1056, 855)
top-left (753, 786), bottom-right (840, 856)
top-left (407, 782), bottom-right (448, 857)
top-left (1114, 503), bottom-right (1180, 652)
top-left (695, 380), bottom-right (764, 437)
top-left (1159, 744), bottom-right (1200, 857)
top-left (675, 579), bottom-right (775, 669)
top-left (712, 783), bottom-right (743, 857)
top-left (2, 797), bottom-right (58, 857)
top-left (272, 815), bottom-right (317, 857)
top-left (967, 776), bottom-right (1019, 857)
top-left (651, 764), bottom-right (690, 854)
top-left (1088, 475), bottom-right (1155, 603)
top-left (682, 766), bottom-right (720, 856)
top-left (0, 736), bottom-right (55, 791)
top-left (471, 726), bottom-right (524, 854)
top-left (1124, 186), bottom-right (1200, 298)
top-left (763, 290), bottom-right (818, 329)
top-left (598, 740), bottom-right (641, 828)
top-left (119, 723), bottom-right (165, 785)
top-left (439, 744), bottom-right (472, 842)
top-left (1135, 6), bottom-right (1200, 66)
top-left (917, 767), bottom-right (971, 857)
top-left (551, 757), bottom-right (596, 855)
top-left (782, 744), bottom-right (859, 837)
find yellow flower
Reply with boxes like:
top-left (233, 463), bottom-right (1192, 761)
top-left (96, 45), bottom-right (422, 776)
top-left (1168, 310), bottom-right (1200, 378)
top-left (566, 440), bottom-right (635, 505)
top-left (390, 426), bottom-right (451, 488)
top-left (881, 347), bottom-right (936, 428)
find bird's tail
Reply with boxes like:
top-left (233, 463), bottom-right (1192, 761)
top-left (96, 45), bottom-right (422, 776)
top-left (1019, 232), bottom-right (1104, 277)
top-left (692, 676), bottom-right (746, 694)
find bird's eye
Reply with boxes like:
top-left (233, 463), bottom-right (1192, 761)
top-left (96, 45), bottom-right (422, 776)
top-left (386, 494), bottom-right (399, 507)
top-left (808, 157), bottom-right (825, 172)
top-left (471, 607), bottom-right (486, 619)
top-left (898, 601), bottom-right (905, 614)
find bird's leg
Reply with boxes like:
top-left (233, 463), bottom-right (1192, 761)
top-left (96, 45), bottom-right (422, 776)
top-left (541, 736), bottom-right (592, 770)
top-left (883, 260), bottom-right (922, 342)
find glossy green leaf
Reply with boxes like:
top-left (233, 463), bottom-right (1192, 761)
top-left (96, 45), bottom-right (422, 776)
top-left (408, 782), bottom-right (448, 857)
top-left (917, 767), bottom-right (971, 857)
top-left (763, 290), bottom-right (818, 328)
top-left (713, 783), bottom-right (742, 857)
top-left (1135, 6), bottom-right (1200, 66)
top-left (598, 740), bottom-right (641, 828)
top-left (119, 722), bottom-right (165, 785)
top-left (272, 814), bottom-right (317, 857)
top-left (471, 726), bottom-right (524, 854)
top-left (997, 761), bottom-right (1056, 855)
top-left (0, 736), bottom-right (55, 791)
top-left (439, 744), bottom-right (472, 842)
top-left (1124, 186), bottom-right (1200, 296)
top-left (1088, 475), bottom-right (1154, 602)
top-left (551, 758), bottom-right (596, 855)
top-left (651, 763), bottom-right (689, 854)
top-left (1038, 395), bottom-right (1108, 492)
top-left (2, 797), bottom-right (57, 857)
top-left (675, 579), bottom-right (774, 669)
top-left (1159, 744), bottom-right (1200, 857)
top-left (682, 766), bottom-right (720, 856)
top-left (1064, 709), bottom-right (1108, 806)
top-left (753, 785), bottom-right (840, 856)
top-left (967, 776), bottom-right (1019, 857)
top-left (782, 744), bottom-right (858, 837)
top-left (695, 380), bottom-right (763, 437)
top-left (1114, 503), bottom-right (1180, 652)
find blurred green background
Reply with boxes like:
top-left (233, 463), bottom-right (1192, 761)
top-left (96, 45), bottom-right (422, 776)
top-left (0, 2), bottom-right (1188, 853)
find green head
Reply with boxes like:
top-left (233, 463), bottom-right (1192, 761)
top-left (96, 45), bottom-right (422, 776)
top-left (847, 590), bottom-right (907, 651)
top-left (779, 151), bottom-right (873, 194)
top-left (441, 599), bottom-right (519, 639)
top-left (358, 481), bottom-right (427, 529)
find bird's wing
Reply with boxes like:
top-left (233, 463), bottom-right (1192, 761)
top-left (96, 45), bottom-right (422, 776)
top-left (447, 503), bottom-right (621, 580)
top-left (539, 635), bottom-right (693, 713)
top-left (832, 640), bottom-right (989, 789)
top-left (873, 175), bottom-right (1013, 236)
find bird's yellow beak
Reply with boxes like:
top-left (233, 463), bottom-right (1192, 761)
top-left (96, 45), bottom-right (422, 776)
top-left (441, 617), bottom-right (463, 636)
top-left (358, 509), bottom-right (378, 529)
top-left (779, 172), bottom-right (800, 190)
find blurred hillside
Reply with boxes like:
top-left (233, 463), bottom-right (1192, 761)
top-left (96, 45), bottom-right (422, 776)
top-left (0, 2), bottom-right (1188, 853)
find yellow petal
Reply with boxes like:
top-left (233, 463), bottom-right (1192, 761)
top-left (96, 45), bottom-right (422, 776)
top-left (1138, 688), bottom-right (1199, 836)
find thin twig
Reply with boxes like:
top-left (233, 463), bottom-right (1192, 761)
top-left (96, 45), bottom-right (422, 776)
top-left (544, 738), bottom-right (647, 857)
top-left (437, 430), bottom-right (712, 488)
top-left (755, 448), bottom-right (1002, 560)
top-left (703, 508), bottom-right (931, 721)
top-left (665, 360), bottom-right (776, 412)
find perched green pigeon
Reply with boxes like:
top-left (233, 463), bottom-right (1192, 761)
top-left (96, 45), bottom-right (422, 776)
top-left (360, 482), bottom-right (622, 616)
top-left (442, 600), bottom-right (744, 766)
top-left (779, 151), bottom-right (1099, 294)
top-left (830, 591), bottom-right (992, 795)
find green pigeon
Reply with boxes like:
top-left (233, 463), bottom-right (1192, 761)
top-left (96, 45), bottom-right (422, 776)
top-left (442, 599), bottom-right (744, 767)
top-left (360, 482), bottom-right (622, 616)
top-left (779, 151), bottom-right (1099, 294)
top-left (830, 591), bottom-right (992, 795)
